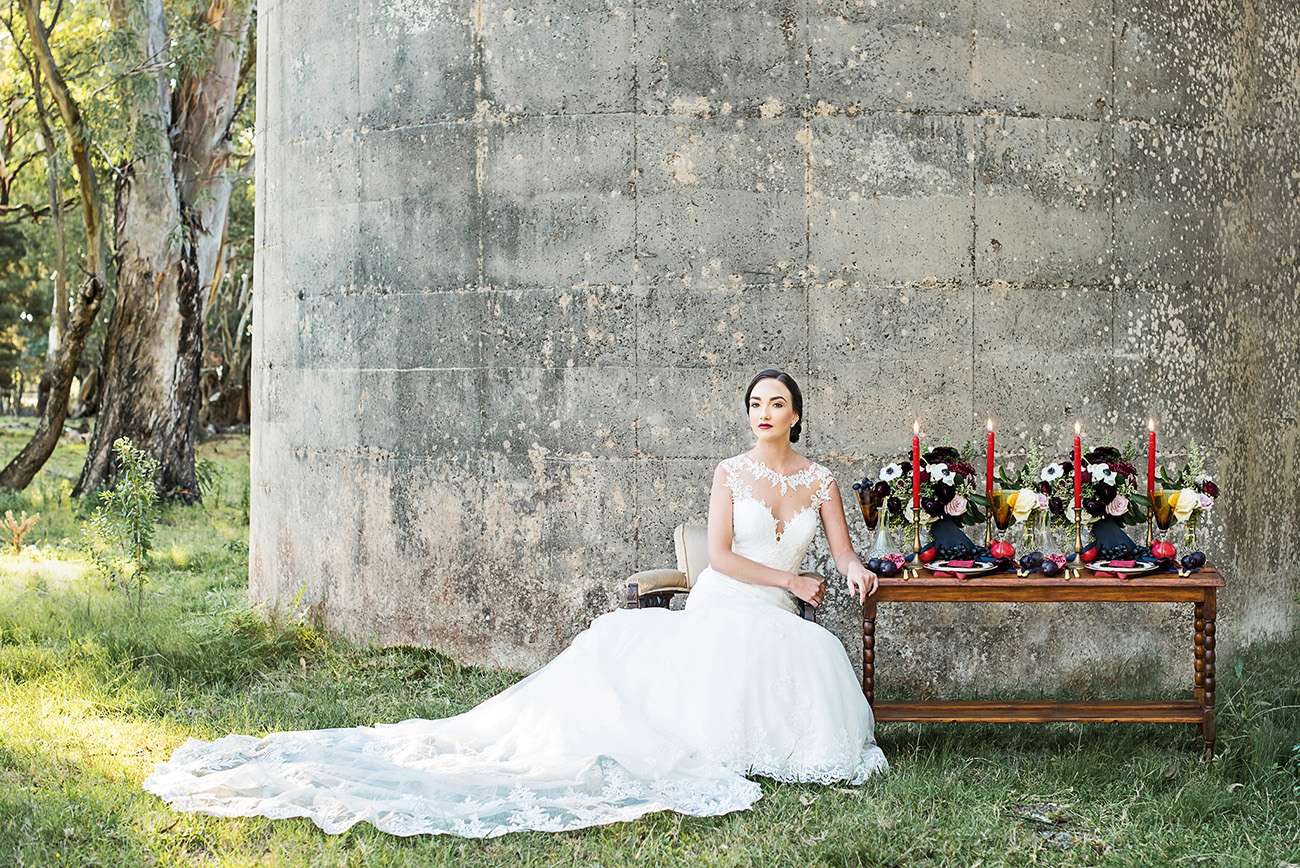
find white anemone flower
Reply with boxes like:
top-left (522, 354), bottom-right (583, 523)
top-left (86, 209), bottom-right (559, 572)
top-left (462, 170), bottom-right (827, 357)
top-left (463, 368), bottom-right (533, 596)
top-left (1086, 462), bottom-right (1110, 478)
top-left (925, 463), bottom-right (957, 485)
top-left (881, 462), bottom-right (903, 482)
top-left (1040, 463), bottom-right (1064, 482)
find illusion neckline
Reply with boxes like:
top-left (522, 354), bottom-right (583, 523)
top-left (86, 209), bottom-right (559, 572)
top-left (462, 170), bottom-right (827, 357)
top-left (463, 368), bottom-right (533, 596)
top-left (738, 453), bottom-right (816, 480)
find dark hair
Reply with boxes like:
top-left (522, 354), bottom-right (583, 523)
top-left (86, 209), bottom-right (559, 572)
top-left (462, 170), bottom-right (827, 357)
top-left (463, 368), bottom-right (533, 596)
top-left (744, 369), bottom-right (803, 443)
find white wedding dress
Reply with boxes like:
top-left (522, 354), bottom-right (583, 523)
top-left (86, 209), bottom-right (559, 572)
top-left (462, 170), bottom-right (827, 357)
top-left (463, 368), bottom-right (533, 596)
top-left (144, 455), bottom-right (887, 837)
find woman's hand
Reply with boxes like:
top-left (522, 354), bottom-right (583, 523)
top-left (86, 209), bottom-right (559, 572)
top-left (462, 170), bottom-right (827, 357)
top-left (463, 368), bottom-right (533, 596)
top-left (843, 561), bottom-right (878, 605)
top-left (787, 572), bottom-right (827, 608)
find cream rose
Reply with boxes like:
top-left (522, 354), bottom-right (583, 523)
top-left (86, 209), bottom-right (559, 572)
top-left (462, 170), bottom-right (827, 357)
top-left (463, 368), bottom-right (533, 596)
top-left (1172, 488), bottom-right (1199, 522)
top-left (1011, 487), bottom-right (1037, 522)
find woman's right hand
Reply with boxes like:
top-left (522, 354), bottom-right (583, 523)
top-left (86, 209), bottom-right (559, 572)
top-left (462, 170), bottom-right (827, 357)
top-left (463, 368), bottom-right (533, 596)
top-left (787, 572), bottom-right (826, 608)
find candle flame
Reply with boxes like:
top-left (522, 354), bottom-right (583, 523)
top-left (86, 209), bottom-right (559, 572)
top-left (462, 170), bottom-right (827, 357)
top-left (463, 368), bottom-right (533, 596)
top-left (986, 418), bottom-right (993, 431)
top-left (1074, 421), bottom-right (1081, 435)
top-left (913, 421), bottom-right (919, 435)
top-left (1148, 418), bottom-right (1154, 431)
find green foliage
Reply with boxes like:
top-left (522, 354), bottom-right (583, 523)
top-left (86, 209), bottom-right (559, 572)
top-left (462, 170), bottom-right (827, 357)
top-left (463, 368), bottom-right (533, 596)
top-left (82, 437), bottom-right (161, 610)
top-left (195, 456), bottom-right (223, 501)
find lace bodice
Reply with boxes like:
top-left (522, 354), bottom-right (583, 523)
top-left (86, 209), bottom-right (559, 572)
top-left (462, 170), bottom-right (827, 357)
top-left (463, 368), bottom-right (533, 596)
top-left (720, 453), bottom-right (835, 573)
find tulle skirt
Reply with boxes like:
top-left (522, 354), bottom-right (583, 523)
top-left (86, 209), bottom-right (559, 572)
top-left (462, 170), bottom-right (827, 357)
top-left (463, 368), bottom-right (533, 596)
top-left (144, 574), bottom-right (886, 837)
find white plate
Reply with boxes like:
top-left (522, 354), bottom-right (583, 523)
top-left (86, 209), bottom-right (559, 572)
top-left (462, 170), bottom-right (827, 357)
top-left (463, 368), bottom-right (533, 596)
top-left (929, 560), bottom-right (1001, 575)
top-left (1089, 560), bottom-right (1161, 575)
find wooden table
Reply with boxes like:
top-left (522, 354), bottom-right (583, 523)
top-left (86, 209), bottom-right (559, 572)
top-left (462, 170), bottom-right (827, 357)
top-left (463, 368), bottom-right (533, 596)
top-left (862, 566), bottom-right (1224, 758)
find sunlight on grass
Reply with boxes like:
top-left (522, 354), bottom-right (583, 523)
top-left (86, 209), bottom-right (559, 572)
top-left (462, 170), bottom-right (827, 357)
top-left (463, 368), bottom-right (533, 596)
top-left (0, 549), bottom-right (91, 589)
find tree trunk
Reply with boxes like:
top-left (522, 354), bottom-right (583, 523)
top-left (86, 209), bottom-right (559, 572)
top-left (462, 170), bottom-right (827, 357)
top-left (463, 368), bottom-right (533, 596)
top-left (75, 0), bottom-right (252, 501)
top-left (0, 0), bottom-right (109, 491)
top-left (0, 276), bottom-right (104, 489)
top-left (174, 0), bottom-right (252, 307)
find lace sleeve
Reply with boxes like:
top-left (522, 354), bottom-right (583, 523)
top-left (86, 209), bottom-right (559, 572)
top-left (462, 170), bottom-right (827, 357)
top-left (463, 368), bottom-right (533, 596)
top-left (812, 464), bottom-right (836, 511)
top-left (719, 456), bottom-right (749, 503)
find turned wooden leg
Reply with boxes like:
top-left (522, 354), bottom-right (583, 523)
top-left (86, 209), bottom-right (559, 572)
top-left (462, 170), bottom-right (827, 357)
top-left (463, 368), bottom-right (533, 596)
top-left (1202, 590), bottom-right (1217, 760)
top-left (1194, 600), bottom-right (1205, 737)
top-left (863, 597), bottom-right (877, 706)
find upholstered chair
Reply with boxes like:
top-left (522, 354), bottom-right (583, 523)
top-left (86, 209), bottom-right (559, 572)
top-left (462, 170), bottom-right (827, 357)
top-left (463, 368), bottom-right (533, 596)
top-left (625, 522), bottom-right (819, 622)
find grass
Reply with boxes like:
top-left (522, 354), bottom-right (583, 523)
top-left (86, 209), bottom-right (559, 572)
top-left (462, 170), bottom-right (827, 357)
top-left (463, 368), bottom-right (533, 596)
top-left (0, 420), bottom-right (1298, 866)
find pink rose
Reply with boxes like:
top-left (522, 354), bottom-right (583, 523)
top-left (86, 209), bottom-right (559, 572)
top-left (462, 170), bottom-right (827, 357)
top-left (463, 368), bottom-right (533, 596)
top-left (944, 494), bottom-right (968, 516)
top-left (1036, 492), bottom-right (1049, 510)
top-left (1198, 493), bottom-right (1213, 510)
top-left (1105, 494), bottom-right (1129, 516)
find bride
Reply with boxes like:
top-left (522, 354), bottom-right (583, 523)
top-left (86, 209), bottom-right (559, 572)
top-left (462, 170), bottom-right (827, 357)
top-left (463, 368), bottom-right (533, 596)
top-left (144, 368), bottom-right (887, 837)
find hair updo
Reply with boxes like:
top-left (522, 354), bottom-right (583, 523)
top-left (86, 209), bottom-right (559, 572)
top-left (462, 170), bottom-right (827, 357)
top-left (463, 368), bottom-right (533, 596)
top-left (743, 369), bottom-right (804, 443)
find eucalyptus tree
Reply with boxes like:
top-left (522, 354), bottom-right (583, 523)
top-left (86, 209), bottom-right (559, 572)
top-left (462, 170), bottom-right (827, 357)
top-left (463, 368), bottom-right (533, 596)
top-left (0, 0), bottom-right (254, 497)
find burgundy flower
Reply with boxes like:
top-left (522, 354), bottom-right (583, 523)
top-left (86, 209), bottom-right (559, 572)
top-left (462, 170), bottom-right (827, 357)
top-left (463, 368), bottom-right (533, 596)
top-left (950, 461), bottom-right (977, 478)
top-left (923, 446), bottom-right (960, 464)
top-left (1085, 446), bottom-right (1121, 464)
top-left (1111, 460), bottom-right (1137, 478)
top-left (1202, 480), bottom-right (1220, 498)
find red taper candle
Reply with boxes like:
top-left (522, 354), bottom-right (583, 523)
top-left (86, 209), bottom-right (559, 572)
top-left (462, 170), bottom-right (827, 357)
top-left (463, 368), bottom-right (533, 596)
top-left (1147, 419), bottom-right (1156, 497)
top-left (986, 419), bottom-right (994, 494)
top-left (912, 421), bottom-right (921, 509)
top-left (1073, 422), bottom-right (1083, 509)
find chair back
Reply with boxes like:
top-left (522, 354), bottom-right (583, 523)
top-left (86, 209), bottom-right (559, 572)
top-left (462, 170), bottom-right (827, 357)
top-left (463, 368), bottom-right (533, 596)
top-left (673, 522), bottom-right (710, 588)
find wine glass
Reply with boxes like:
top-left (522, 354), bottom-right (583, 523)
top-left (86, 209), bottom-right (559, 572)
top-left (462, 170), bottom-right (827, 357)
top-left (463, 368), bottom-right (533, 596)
top-left (856, 483), bottom-right (891, 558)
top-left (1150, 487), bottom-right (1177, 557)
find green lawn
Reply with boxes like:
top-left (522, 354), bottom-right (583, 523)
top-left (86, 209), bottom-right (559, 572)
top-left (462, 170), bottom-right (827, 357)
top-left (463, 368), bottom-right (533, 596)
top-left (0, 423), bottom-right (1297, 866)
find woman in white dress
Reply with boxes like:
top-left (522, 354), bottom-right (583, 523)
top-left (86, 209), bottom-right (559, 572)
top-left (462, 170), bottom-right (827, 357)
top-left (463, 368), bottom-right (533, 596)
top-left (144, 369), bottom-right (887, 837)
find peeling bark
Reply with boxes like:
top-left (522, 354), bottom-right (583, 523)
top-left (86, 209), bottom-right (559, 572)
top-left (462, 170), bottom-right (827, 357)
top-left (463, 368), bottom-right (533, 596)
top-left (75, 0), bottom-right (252, 501)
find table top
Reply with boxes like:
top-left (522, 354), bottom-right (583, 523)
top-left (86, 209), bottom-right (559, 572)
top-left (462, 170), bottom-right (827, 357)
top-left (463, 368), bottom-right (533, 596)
top-left (870, 564), bottom-right (1223, 603)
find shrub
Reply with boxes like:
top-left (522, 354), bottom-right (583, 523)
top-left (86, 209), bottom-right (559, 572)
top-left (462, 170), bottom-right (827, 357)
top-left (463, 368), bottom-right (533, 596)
top-left (2, 510), bottom-right (38, 553)
top-left (82, 438), bottom-right (161, 611)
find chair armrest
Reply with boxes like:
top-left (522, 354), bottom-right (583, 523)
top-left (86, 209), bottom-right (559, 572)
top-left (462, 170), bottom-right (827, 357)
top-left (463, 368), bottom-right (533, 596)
top-left (797, 572), bottom-right (824, 622)
top-left (627, 568), bottom-right (690, 596)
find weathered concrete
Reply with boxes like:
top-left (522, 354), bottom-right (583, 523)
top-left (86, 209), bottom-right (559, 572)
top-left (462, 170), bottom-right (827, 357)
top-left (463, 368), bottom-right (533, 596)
top-left (253, 0), bottom-right (1300, 690)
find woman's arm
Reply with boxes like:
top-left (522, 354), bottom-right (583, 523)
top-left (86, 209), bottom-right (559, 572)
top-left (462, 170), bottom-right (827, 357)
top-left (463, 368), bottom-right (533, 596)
top-left (820, 478), bottom-right (878, 604)
top-left (706, 463), bottom-right (827, 607)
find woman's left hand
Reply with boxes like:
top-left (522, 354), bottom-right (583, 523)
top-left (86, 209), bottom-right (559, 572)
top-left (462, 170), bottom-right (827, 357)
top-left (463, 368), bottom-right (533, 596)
top-left (844, 562), bottom-right (878, 604)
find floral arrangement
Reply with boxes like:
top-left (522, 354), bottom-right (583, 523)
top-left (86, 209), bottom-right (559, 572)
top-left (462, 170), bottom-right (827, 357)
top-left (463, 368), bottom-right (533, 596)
top-left (994, 441), bottom-right (1049, 534)
top-left (873, 443), bottom-right (988, 531)
top-left (1038, 443), bottom-right (1145, 530)
top-left (1156, 440), bottom-right (1218, 546)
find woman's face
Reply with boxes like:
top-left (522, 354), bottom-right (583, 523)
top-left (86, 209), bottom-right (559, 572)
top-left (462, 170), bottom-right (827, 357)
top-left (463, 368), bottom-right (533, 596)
top-left (747, 378), bottom-right (798, 443)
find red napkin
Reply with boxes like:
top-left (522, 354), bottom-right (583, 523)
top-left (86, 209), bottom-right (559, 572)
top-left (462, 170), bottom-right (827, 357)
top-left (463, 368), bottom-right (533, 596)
top-left (1093, 559), bottom-right (1134, 578)
top-left (932, 559), bottom-right (975, 578)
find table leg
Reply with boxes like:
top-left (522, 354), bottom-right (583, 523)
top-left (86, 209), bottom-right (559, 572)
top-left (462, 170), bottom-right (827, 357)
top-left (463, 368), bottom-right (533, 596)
top-left (1194, 600), bottom-right (1205, 738)
top-left (863, 597), bottom-right (877, 706)
top-left (1202, 590), bottom-right (1217, 760)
